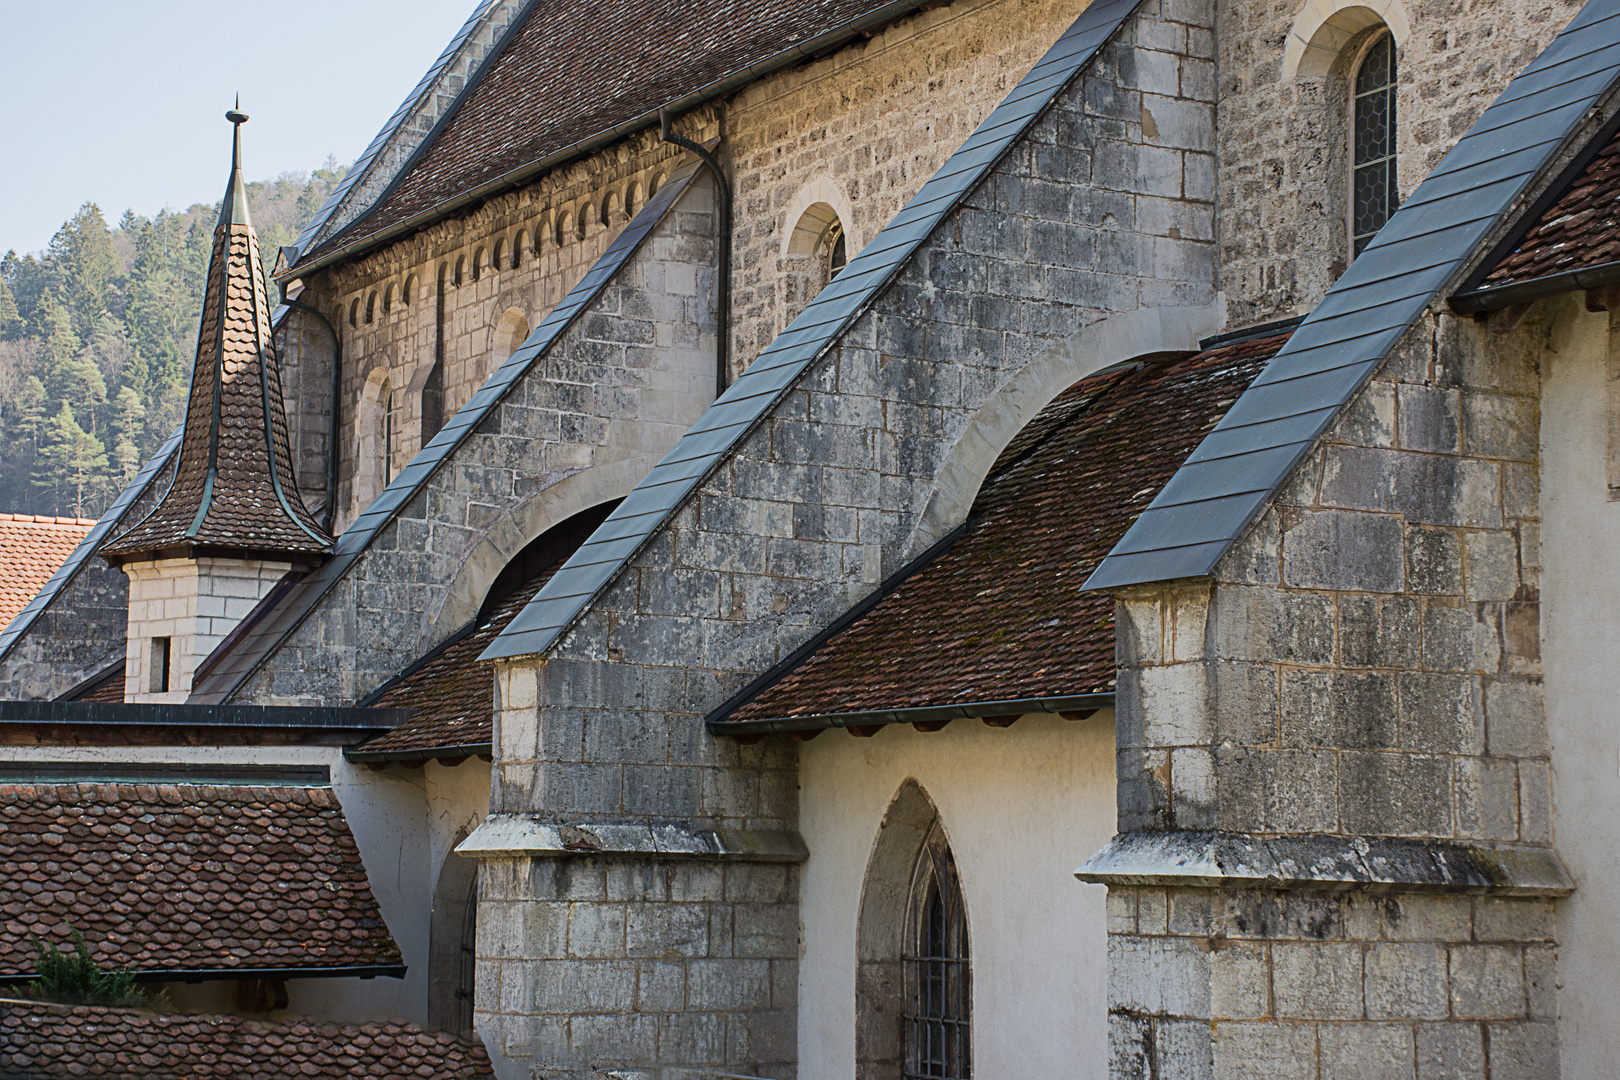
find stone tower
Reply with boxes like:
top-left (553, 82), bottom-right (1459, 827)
top-left (100, 106), bottom-right (331, 703)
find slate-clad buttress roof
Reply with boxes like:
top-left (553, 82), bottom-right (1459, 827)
top-left (0, 1003), bottom-right (493, 1079)
top-left (0, 516), bottom-right (97, 633)
top-left (102, 111), bottom-right (329, 562)
top-left (715, 333), bottom-right (1289, 731)
top-left (483, 0), bottom-right (1149, 662)
top-left (1085, 0), bottom-right (1620, 591)
top-left (0, 781), bottom-right (403, 979)
top-left (295, 0), bottom-right (934, 268)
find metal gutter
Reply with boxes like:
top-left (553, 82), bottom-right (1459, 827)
top-left (282, 0), bottom-right (934, 281)
top-left (708, 693), bottom-right (1116, 737)
top-left (124, 963), bottom-right (406, 983)
top-left (344, 741), bottom-right (493, 764)
top-left (1450, 256), bottom-right (1620, 313)
top-left (0, 701), bottom-right (407, 732)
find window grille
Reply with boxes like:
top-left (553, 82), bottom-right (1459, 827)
top-left (903, 832), bottom-right (970, 1080)
top-left (1352, 31), bottom-right (1398, 256)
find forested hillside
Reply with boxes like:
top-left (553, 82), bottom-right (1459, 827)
top-left (0, 162), bottom-right (346, 520)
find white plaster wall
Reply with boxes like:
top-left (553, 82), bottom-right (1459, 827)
top-left (0, 743), bottom-right (460, 1026)
top-left (796, 711), bottom-right (1117, 1079)
top-left (1536, 297), bottom-right (1620, 1080)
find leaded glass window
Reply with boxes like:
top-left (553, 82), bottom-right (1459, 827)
top-left (1352, 32), bottom-right (1398, 256)
top-left (903, 830), bottom-right (970, 1080)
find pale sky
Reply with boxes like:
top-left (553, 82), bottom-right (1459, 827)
top-left (0, 1), bottom-right (478, 255)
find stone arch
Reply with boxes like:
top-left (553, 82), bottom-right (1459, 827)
top-left (491, 306), bottom-right (530, 366)
top-left (856, 780), bottom-right (967, 1080)
top-left (625, 181), bottom-right (641, 218)
top-left (453, 255), bottom-right (466, 287)
top-left (513, 230), bottom-right (528, 269)
top-left (904, 304), bottom-right (1222, 561)
top-left (578, 203), bottom-right (593, 241)
top-left (355, 365), bottom-right (394, 514)
top-left (364, 291), bottom-right (377, 324)
top-left (403, 274), bottom-right (417, 306)
top-left (423, 455), bottom-right (659, 646)
top-left (382, 281), bottom-right (396, 315)
top-left (1282, 0), bottom-right (1409, 80)
top-left (649, 171), bottom-right (665, 198)
top-left (348, 298), bottom-right (359, 328)
top-left (781, 178), bottom-right (858, 257)
top-left (492, 238), bottom-right (507, 273)
top-left (428, 827), bottom-right (480, 1034)
top-left (472, 246), bottom-right (487, 281)
top-left (555, 210), bottom-right (572, 248)
top-left (602, 189), bottom-right (621, 228)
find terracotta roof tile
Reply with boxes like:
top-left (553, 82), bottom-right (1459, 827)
top-left (0, 515), bottom-right (97, 633)
top-left (318, 0), bottom-right (919, 257)
top-left (102, 144), bottom-right (329, 560)
top-left (357, 554), bottom-right (570, 758)
top-left (725, 334), bottom-right (1287, 723)
top-left (0, 1002), bottom-right (492, 1079)
top-left (0, 782), bottom-right (402, 978)
top-left (1483, 125), bottom-right (1620, 287)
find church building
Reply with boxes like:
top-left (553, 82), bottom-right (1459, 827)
top-left (2, 0), bottom-right (1619, 1076)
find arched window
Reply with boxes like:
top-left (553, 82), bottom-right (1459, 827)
top-left (382, 282), bottom-right (395, 315)
top-left (1351, 31), bottom-right (1397, 256)
top-left (514, 231), bottom-right (528, 269)
top-left (402, 274), bottom-right (417, 306)
top-left (492, 239), bottom-right (506, 274)
top-left (555, 211), bottom-right (571, 248)
top-left (857, 782), bottom-right (972, 1080)
top-left (453, 255), bottom-right (466, 287)
top-left (781, 199), bottom-right (852, 331)
top-left (625, 182), bottom-right (641, 219)
top-left (472, 247), bottom-right (486, 282)
top-left (904, 825), bottom-right (970, 1080)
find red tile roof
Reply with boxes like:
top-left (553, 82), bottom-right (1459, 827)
top-left (0, 515), bottom-right (97, 633)
top-left (102, 138), bottom-right (329, 561)
top-left (0, 1001), bottom-right (492, 1079)
top-left (314, 0), bottom-right (921, 259)
top-left (356, 551), bottom-right (570, 760)
top-left (1482, 125), bottom-right (1620, 286)
top-left (722, 333), bottom-right (1288, 725)
top-left (0, 782), bottom-right (402, 978)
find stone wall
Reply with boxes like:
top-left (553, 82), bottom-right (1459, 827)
top-left (477, 2), bottom-right (1220, 1074)
top-left (1215, 0), bottom-right (1583, 325)
top-left (1094, 307), bottom-right (1565, 1076)
top-left (1108, 885), bottom-right (1558, 1079)
top-left (233, 175), bottom-right (721, 706)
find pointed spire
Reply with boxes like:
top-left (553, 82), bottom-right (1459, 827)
top-left (220, 97), bottom-right (252, 228)
top-left (103, 107), bottom-right (330, 564)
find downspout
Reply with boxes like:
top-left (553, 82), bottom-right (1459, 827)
top-left (280, 297), bottom-right (342, 533)
top-left (659, 108), bottom-right (731, 396)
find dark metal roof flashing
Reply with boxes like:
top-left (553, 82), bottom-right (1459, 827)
top-left (1084, 0), bottom-right (1620, 593)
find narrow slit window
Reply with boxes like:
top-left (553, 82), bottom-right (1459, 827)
top-left (904, 833), bottom-right (970, 1080)
top-left (1352, 32), bottom-right (1398, 257)
top-left (149, 637), bottom-right (171, 694)
top-left (382, 388), bottom-right (396, 487)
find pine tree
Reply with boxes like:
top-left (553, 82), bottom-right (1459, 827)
top-left (47, 203), bottom-right (119, 342)
top-left (111, 386), bottom-right (145, 484)
top-left (36, 403), bottom-right (108, 518)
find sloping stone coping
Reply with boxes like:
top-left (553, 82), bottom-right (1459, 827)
top-left (457, 815), bottom-right (808, 862)
top-left (1076, 830), bottom-right (1573, 896)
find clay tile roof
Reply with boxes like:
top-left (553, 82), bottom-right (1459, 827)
top-left (102, 120), bottom-right (329, 561)
top-left (1481, 124), bottom-right (1620, 287)
top-left (354, 517), bottom-right (598, 760)
top-left (313, 0), bottom-right (921, 259)
top-left (0, 515), bottom-right (97, 632)
top-left (0, 782), bottom-right (403, 978)
top-left (722, 333), bottom-right (1288, 724)
top-left (0, 1001), bottom-right (493, 1079)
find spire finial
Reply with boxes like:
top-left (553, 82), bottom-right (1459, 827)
top-left (219, 97), bottom-right (252, 228)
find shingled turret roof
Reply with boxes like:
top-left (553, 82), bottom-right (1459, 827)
top-left (102, 109), bottom-right (330, 563)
